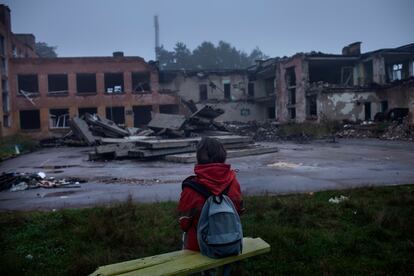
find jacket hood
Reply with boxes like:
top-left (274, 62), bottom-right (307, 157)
top-left (194, 163), bottom-right (235, 195)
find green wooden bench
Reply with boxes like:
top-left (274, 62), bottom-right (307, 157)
top-left (90, 237), bottom-right (270, 276)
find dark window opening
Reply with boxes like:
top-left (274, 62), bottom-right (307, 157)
top-left (268, 107), bottom-right (275, 119)
top-left (2, 79), bottom-right (9, 113)
top-left (363, 60), bottom-right (373, 85)
top-left (288, 108), bottom-right (296, 120)
top-left (265, 77), bottom-right (275, 95)
top-left (364, 102), bottom-right (371, 121)
top-left (159, 104), bottom-right (179, 114)
top-left (0, 35), bottom-right (4, 56)
top-left (199, 84), bottom-right (208, 101)
top-left (48, 74), bottom-right (68, 95)
top-left (0, 57), bottom-right (6, 74)
top-left (49, 109), bottom-right (69, 128)
top-left (18, 74), bottom-right (39, 94)
top-left (389, 63), bottom-right (403, 81)
top-left (106, 106), bottom-right (125, 125)
top-left (224, 83), bottom-right (231, 100)
top-left (133, 105), bottom-right (152, 127)
top-left (3, 115), bottom-right (10, 127)
top-left (381, 101), bottom-right (388, 113)
top-left (76, 73), bottom-right (96, 93)
top-left (248, 82), bottom-right (255, 97)
top-left (288, 88), bottom-right (296, 105)
top-left (306, 95), bottom-right (317, 117)
top-left (20, 110), bottom-right (40, 130)
top-left (341, 67), bottom-right (353, 85)
top-left (104, 73), bottom-right (124, 93)
top-left (132, 72), bottom-right (151, 92)
top-left (285, 67), bottom-right (296, 87)
top-left (78, 107), bottom-right (97, 117)
top-left (309, 60), bottom-right (355, 84)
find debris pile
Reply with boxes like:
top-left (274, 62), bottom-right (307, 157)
top-left (224, 121), bottom-right (282, 141)
top-left (0, 172), bottom-right (85, 192)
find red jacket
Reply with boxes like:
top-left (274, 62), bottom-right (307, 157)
top-left (178, 163), bottom-right (243, 251)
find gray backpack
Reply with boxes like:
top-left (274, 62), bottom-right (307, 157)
top-left (182, 178), bottom-right (243, 258)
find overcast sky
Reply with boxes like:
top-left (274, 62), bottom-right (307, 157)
top-left (3, 0), bottom-right (414, 61)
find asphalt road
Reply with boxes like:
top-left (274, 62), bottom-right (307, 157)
top-left (1, 138), bottom-right (414, 211)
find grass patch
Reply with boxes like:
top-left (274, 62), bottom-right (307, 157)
top-left (1, 185), bottom-right (414, 275)
top-left (0, 135), bottom-right (38, 160)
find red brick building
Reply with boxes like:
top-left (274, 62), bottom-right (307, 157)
top-left (0, 5), bottom-right (180, 139)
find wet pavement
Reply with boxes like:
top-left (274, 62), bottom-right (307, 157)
top-left (1, 138), bottom-right (414, 211)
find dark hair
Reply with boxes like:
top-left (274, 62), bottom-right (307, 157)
top-left (196, 137), bottom-right (227, 164)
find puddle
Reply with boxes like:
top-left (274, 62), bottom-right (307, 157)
top-left (36, 165), bottom-right (79, 169)
top-left (43, 191), bottom-right (78, 197)
top-left (45, 170), bottom-right (64, 174)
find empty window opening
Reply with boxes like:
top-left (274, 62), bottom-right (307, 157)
top-left (409, 61), bottom-right (414, 77)
top-left (132, 72), bottom-right (151, 92)
top-left (341, 67), bottom-right (353, 85)
top-left (133, 105), bottom-right (152, 127)
top-left (49, 109), bottom-right (69, 128)
top-left (306, 95), bottom-right (317, 117)
top-left (0, 35), bottom-right (4, 56)
top-left (285, 67), bottom-right (296, 87)
top-left (288, 88), bottom-right (296, 105)
top-left (199, 84), bottom-right (208, 101)
top-left (2, 79), bottom-right (9, 113)
top-left (78, 107), bottom-right (97, 117)
top-left (288, 108), bottom-right (296, 120)
top-left (76, 73), bottom-right (96, 93)
top-left (248, 82), bottom-right (255, 97)
top-left (363, 60), bottom-right (373, 85)
top-left (0, 58), bottom-right (6, 74)
top-left (20, 110), bottom-right (40, 130)
top-left (18, 74), bottom-right (39, 95)
top-left (106, 106), bottom-right (125, 125)
top-left (104, 73), bottom-right (124, 93)
top-left (364, 102), bottom-right (371, 121)
top-left (160, 104), bottom-right (179, 114)
top-left (268, 107), bottom-right (275, 119)
top-left (3, 115), bottom-right (10, 127)
top-left (390, 64), bottom-right (403, 81)
top-left (381, 101), bottom-right (388, 113)
top-left (224, 83), bottom-right (231, 100)
top-left (48, 74), bottom-right (68, 95)
top-left (265, 77), bottom-right (275, 95)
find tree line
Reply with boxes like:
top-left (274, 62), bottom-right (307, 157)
top-left (158, 41), bottom-right (268, 70)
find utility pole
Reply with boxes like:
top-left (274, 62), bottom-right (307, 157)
top-left (154, 15), bottom-right (160, 61)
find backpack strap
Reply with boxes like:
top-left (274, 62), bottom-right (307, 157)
top-left (181, 176), bottom-right (231, 199)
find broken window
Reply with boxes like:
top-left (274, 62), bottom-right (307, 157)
top-left (132, 72), bottom-right (151, 92)
top-left (104, 73), bottom-right (124, 93)
top-left (49, 109), bottom-right (69, 128)
top-left (381, 101), bottom-right (388, 113)
top-left (288, 88), bottom-right (296, 105)
top-left (78, 107), bottom-right (97, 117)
top-left (106, 106), bottom-right (125, 125)
top-left (224, 83), bottom-right (231, 100)
top-left (341, 67), bottom-right (353, 85)
top-left (409, 61), bottom-right (414, 77)
top-left (199, 84), bottom-right (208, 101)
top-left (363, 60), bottom-right (373, 85)
top-left (285, 67), bottom-right (296, 87)
top-left (3, 115), bottom-right (10, 127)
top-left (160, 104), bottom-right (179, 114)
top-left (288, 108), bottom-right (296, 120)
top-left (0, 58), bottom-right (6, 75)
top-left (2, 79), bottom-right (9, 113)
top-left (390, 64), bottom-right (403, 81)
top-left (18, 74), bottom-right (39, 95)
top-left (133, 105), bottom-right (152, 127)
top-left (265, 77), bottom-right (275, 95)
top-left (306, 95), bottom-right (317, 117)
top-left (48, 74), bottom-right (68, 95)
top-left (76, 73), bottom-right (96, 93)
top-left (364, 102), bottom-right (371, 121)
top-left (20, 110), bottom-right (40, 130)
top-left (268, 107), bottom-right (275, 119)
top-left (0, 34), bottom-right (4, 56)
top-left (248, 82), bottom-right (255, 97)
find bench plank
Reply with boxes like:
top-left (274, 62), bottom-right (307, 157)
top-left (90, 237), bottom-right (270, 276)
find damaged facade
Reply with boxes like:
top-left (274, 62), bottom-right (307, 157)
top-left (0, 5), bottom-right (179, 138)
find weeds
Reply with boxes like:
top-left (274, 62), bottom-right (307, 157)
top-left (0, 135), bottom-right (38, 160)
top-left (0, 185), bottom-right (413, 275)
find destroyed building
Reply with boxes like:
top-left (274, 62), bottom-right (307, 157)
top-left (159, 69), bottom-right (275, 122)
top-left (0, 5), bottom-right (180, 139)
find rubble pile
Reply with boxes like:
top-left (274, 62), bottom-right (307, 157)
top-left (0, 172), bottom-right (85, 192)
top-left (224, 121), bottom-right (282, 141)
top-left (380, 120), bottom-right (414, 141)
top-left (63, 105), bottom-right (278, 161)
